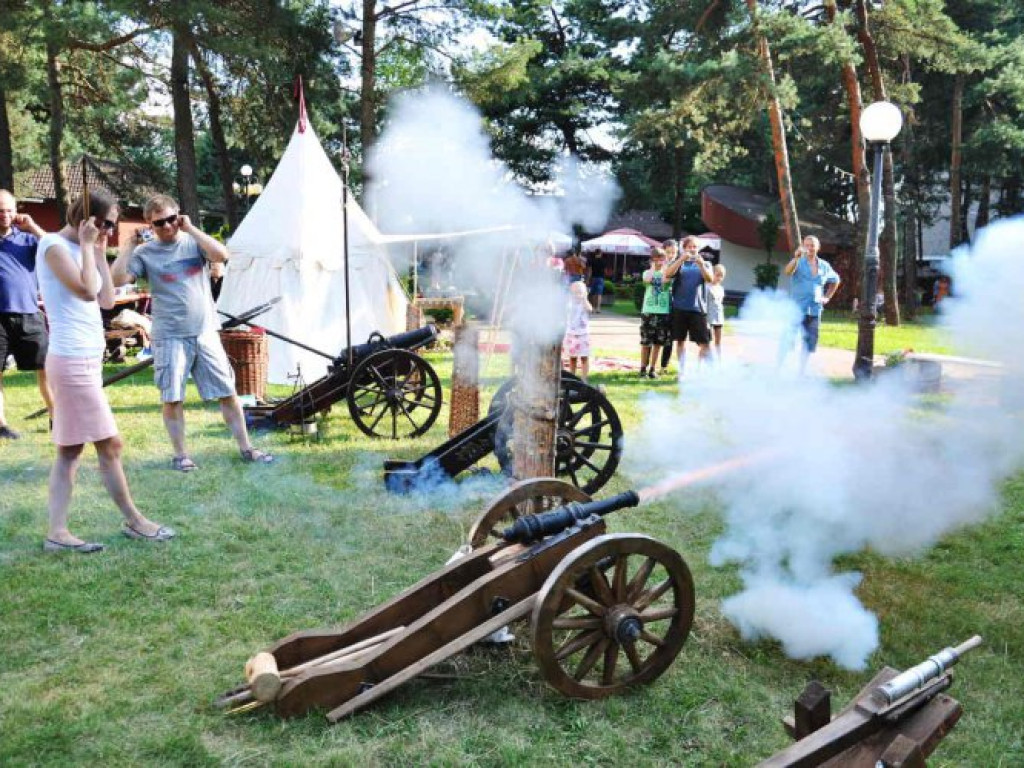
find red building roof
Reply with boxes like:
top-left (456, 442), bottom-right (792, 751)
top-left (701, 184), bottom-right (854, 254)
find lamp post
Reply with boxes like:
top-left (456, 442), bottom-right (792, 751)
top-left (234, 164), bottom-right (261, 215)
top-left (853, 101), bottom-right (903, 381)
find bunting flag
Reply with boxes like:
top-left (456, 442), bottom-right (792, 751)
top-left (294, 75), bottom-right (308, 134)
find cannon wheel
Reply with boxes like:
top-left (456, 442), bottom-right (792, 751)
top-left (530, 533), bottom-right (694, 700)
top-left (487, 371), bottom-right (581, 418)
top-left (347, 349), bottom-right (442, 439)
top-left (467, 478), bottom-right (591, 549)
top-left (494, 379), bottom-right (623, 496)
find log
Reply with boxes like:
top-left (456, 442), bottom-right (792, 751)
top-left (245, 652), bottom-right (282, 702)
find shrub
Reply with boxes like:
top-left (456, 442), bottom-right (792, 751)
top-left (754, 262), bottom-right (780, 290)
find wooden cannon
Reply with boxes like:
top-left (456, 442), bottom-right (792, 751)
top-left (759, 636), bottom-right (982, 767)
top-left (215, 479), bottom-right (695, 721)
top-left (240, 323), bottom-right (443, 439)
top-left (384, 376), bottom-right (624, 495)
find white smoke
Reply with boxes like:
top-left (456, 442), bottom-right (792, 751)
top-left (625, 217), bottom-right (1024, 670)
top-left (366, 86), bottom-right (620, 344)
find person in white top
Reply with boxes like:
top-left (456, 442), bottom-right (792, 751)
top-left (707, 263), bottom-right (727, 360)
top-left (37, 191), bottom-right (175, 553)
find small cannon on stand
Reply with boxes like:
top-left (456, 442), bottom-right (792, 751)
top-left (215, 480), bottom-right (695, 721)
top-left (233, 321), bottom-right (442, 439)
top-left (384, 376), bottom-right (623, 495)
top-left (759, 636), bottom-right (983, 767)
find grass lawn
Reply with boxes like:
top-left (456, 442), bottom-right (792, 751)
top-left (604, 299), bottom-right (951, 356)
top-left (1, 353), bottom-right (1021, 766)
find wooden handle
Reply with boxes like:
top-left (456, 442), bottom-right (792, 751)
top-left (245, 652), bottom-right (282, 702)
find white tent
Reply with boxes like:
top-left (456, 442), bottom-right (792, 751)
top-left (218, 122), bottom-right (409, 385)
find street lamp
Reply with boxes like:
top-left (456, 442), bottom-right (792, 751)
top-left (233, 164), bottom-right (262, 215)
top-left (853, 101), bottom-right (903, 381)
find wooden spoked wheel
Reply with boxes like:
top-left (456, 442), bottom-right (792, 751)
top-left (347, 349), bottom-right (442, 439)
top-left (467, 478), bottom-right (591, 549)
top-left (530, 534), bottom-right (694, 699)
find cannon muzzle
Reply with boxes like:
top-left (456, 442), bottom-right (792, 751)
top-left (338, 324), bottom-right (438, 365)
top-left (501, 490), bottom-right (640, 544)
top-left (873, 635), bottom-right (983, 705)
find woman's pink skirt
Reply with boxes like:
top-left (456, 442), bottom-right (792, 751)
top-left (46, 354), bottom-right (118, 446)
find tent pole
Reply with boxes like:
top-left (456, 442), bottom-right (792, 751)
top-left (341, 127), bottom-right (353, 367)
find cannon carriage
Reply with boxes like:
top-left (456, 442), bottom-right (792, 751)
top-left (216, 479), bottom-right (695, 721)
top-left (236, 322), bottom-right (443, 440)
top-left (384, 375), bottom-right (624, 495)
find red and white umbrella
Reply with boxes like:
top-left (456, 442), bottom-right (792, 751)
top-left (581, 228), bottom-right (660, 255)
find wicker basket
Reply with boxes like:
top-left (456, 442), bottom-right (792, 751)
top-left (219, 329), bottom-right (268, 401)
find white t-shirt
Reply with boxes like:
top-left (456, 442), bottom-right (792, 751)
top-left (36, 233), bottom-right (105, 358)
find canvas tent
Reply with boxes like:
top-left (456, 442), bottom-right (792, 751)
top-left (218, 122), bottom-right (409, 385)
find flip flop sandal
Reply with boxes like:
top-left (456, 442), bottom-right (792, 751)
top-left (43, 539), bottom-right (104, 553)
top-left (122, 524), bottom-right (177, 542)
top-left (172, 456), bottom-right (198, 472)
top-left (240, 448), bottom-right (274, 464)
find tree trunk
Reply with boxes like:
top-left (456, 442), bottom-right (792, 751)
top-left (360, 0), bottom-right (377, 174)
top-left (746, 0), bottom-right (801, 251)
top-left (171, 28), bottom-right (201, 221)
top-left (672, 146), bottom-right (684, 238)
top-left (44, 19), bottom-right (68, 223)
top-left (960, 176), bottom-right (972, 244)
top-left (189, 40), bottom-right (238, 231)
top-left (949, 73), bottom-right (964, 249)
top-left (975, 175), bottom-right (990, 232)
top-left (854, 0), bottom-right (899, 325)
top-left (0, 86), bottom-right (12, 191)
top-left (826, 1), bottom-right (869, 311)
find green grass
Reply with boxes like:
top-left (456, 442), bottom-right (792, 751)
top-left (605, 303), bottom-right (951, 356)
top-left (816, 308), bottom-right (952, 356)
top-left (0, 355), bottom-right (1021, 766)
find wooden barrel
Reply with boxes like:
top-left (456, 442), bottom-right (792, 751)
top-left (219, 329), bottom-right (268, 401)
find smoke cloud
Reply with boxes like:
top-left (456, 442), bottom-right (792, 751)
top-left (366, 86), bottom-right (620, 344)
top-left (625, 217), bottom-right (1024, 670)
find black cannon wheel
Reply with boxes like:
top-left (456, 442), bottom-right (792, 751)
top-left (487, 371), bottom-right (581, 419)
top-left (494, 379), bottom-right (623, 495)
top-left (347, 349), bottom-right (442, 439)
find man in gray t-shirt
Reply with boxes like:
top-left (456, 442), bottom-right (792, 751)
top-left (112, 194), bottom-right (272, 471)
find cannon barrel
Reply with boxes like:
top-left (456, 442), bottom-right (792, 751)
top-left (337, 324), bottom-right (438, 365)
top-left (501, 490), bottom-right (640, 544)
top-left (873, 635), bottom-right (983, 705)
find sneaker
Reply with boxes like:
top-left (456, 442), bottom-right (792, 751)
top-left (136, 346), bottom-right (152, 361)
top-left (638, 368), bottom-right (648, 379)
top-left (0, 425), bottom-right (21, 440)
top-left (648, 368), bottom-right (658, 379)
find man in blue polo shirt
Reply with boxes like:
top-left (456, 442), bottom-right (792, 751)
top-left (782, 234), bottom-right (841, 373)
top-left (0, 189), bottom-right (53, 439)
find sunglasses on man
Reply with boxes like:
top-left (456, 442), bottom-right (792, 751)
top-left (94, 217), bottom-right (117, 232)
top-left (151, 214), bottom-right (178, 228)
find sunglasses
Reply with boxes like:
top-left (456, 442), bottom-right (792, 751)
top-left (151, 214), bottom-right (179, 228)
top-left (94, 217), bottom-right (117, 232)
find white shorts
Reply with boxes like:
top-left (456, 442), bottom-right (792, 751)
top-left (153, 331), bottom-right (236, 403)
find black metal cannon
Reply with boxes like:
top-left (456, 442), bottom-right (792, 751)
top-left (242, 324), bottom-right (442, 440)
top-left (383, 375), bottom-right (623, 495)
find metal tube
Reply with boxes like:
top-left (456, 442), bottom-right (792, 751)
top-left (853, 141), bottom-right (886, 380)
top-left (874, 635), bottom-right (982, 705)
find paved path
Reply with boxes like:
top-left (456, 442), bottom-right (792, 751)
top-left (587, 310), bottom-right (858, 379)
